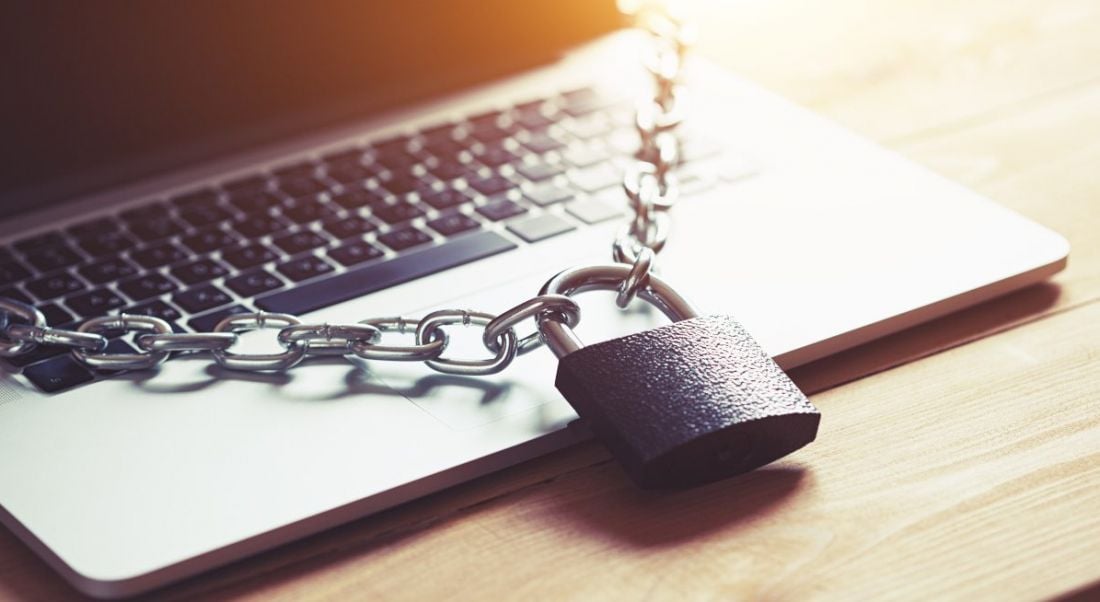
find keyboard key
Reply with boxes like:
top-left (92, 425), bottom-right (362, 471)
top-left (23, 355), bottom-right (95, 393)
top-left (124, 300), bottom-right (183, 323)
top-left (131, 243), bottom-right (188, 269)
top-left (188, 304), bottom-right (252, 332)
top-left (473, 142), bottom-right (519, 168)
top-left (223, 244), bottom-right (278, 269)
top-left (376, 150), bottom-right (421, 172)
top-left (427, 158), bottom-right (471, 181)
top-left (272, 230), bottom-right (329, 255)
top-left (466, 175), bottom-right (516, 197)
top-left (14, 232), bottom-right (65, 253)
top-left (378, 227), bottom-right (432, 251)
top-left (570, 163), bottom-right (621, 193)
top-left (562, 142), bottom-right (613, 168)
top-left (278, 177), bottom-right (327, 198)
top-left (273, 161), bottom-right (319, 181)
top-left (421, 189), bottom-right (472, 211)
top-left (372, 202), bottom-right (425, 225)
top-left (221, 175), bottom-right (268, 196)
top-left (513, 108), bottom-right (554, 131)
top-left (79, 257), bottom-right (139, 284)
top-left (66, 288), bottom-right (126, 317)
top-left (39, 303), bottom-right (75, 326)
top-left (170, 188), bottom-right (221, 209)
top-left (66, 216), bottom-right (120, 238)
top-left (525, 182), bottom-right (574, 207)
top-left (323, 215), bottom-right (377, 239)
top-left (118, 273), bottom-right (178, 301)
top-left (322, 146), bottom-right (368, 166)
top-left (507, 214), bottom-right (576, 243)
top-left (0, 259), bottom-right (32, 286)
top-left (25, 243), bottom-right (83, 272)
top-left (281, 197), bottom-right (334, 224)
top-left (325, 162), bottom-right (374, 185)
top-left (127, 215), bottom-right (186, 242)
top-left (25, 273), bottom-right (84, 300)
top-left (173, 284), bottom-right (233, 313)
top-left (172, 258), bottom-right (230, 285)
top-left (515, 161), bottom-right (566, 182)
top-left (427, 213), bottom-right (481, 237)
top-left (567, 198), bottom-right (623, 224)
top-left (76, 230), bottom-right (135, 257)
top-left (0, 287), bottom-right (33, 304)
top-left (179, 204), bottom-right (233, 228)
top-left (232, 215), bottom-right (289, 238)
top-left (379, 173), bottom-right (422, 196)
top-left (276, 255), bottom-right (335, 282)
top-left (521, 131), bottom-right (566, 154)
top-left (332, 189), bottom-right (387, 211)
top-left (225, 270), bottom-right (284, 297)
top-left (327, 240), bottom-right (384, 267)
top-left (476, 199), bottom-right (527, 221)
top-left (181, 228), bottom-right (239, 254)
top-left (119, 202), bottom-right (167, 223)
top-left (227, 190), bottom-right (280, 214)
top-left (257, 231), bottom-right (517, 314)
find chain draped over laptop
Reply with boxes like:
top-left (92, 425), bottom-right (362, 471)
top-left (0, 10), bottom-right (692, 380)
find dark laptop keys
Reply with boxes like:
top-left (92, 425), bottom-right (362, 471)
top-left (281, 197), bottom-right (335, 224)
top-left (14, 232), bottom-right (66, 253)
top-left (225, 269), bottom-right (284, 297)
top-left (131, 243), bottom-right (188, 269)
top-left (126, 214), bottom-right (186, 242)
top-left (172, 258), bottom-right (230, 285)
top-left (331, 189), bottom-right (387, 211)
top-left (0, 287), bottom-right (33, 305)
top-left (272, 230), bottom-right (330, 255)
top-left (66, 288), bottom-right (126, 317)
top-left (227, 190), bottom-right (280, 214)
top-left (322, 215), bottom-right (377, 240)
top-left (39, 303), bottom-right (76, 326)
top-left (118, 273), bottom-right (177, 301)
top-left (74, 228), bottom-right (135, 257)
top-left (223, 243), bottom-right (279, 269)
top-left (232, 215), bottom-right (290, 238)
top-left (276, 255), bottom-right (335, 282)
top-left (466, 175), bottom-right (517, 197)
top-left (25, 273), bottom-right (84, 301)
top-left (22, 355), bottom-right (95, 393)
top-left (24, 243), bottom-right (83, 272)
top-left (378, 227), bottom-right (433, 252)
top-left (372, 201), bottom-right (425, 225)
top-left (181, 228), bottom-right (239, 254)
top-left (476, 198), bottom-right (527, 222)
top-left (0, 259), bottom-right (32, 286)
top-left (178, 204), bottom-right (233, 229)
top-left (78, 257), bottom-right (139, 285)
top-left (421, 189), bottom-right (472, 211)
top-left (427, 213), bottom-right (480, 237)
top-left (173, 284), bottom-right (233, 314)
top-left (278, 177), bottom-right (328, 199)
top-left (327, 241), bottom-right (383, 267)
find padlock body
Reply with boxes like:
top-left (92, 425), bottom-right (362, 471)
top-left (555, 315), bottom-right (820, 488)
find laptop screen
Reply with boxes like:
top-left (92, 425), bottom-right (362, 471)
top-left (1, 1), bottom-right (620, 215)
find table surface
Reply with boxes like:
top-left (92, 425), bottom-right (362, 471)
top-left (3, 1), bottom-right (1099, 599)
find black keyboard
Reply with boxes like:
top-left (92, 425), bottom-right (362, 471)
top-left (0, 87), bottom-right (727, 393)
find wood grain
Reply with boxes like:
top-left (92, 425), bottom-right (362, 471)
top-left (3, 0), bottom-right (1100, 599)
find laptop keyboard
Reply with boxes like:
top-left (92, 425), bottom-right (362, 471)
top-left (0, 87), bottom-right (734, 393)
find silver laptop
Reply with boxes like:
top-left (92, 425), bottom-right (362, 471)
top-left (0, 2), bottom-right (1068, 597)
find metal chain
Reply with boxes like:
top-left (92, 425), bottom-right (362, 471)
top-left (0, 12), bottom-right (690, 379)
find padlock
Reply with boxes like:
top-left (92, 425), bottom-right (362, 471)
top-left (538, 265), bottom-right (820, 489)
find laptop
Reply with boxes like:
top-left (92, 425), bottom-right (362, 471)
top-left (0, 1), bottom-right (1068, 597)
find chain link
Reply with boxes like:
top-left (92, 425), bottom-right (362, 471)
top-left (0, 10), bottom-right (690, 381)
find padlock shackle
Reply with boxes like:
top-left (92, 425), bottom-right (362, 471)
top-left (537, 264), bottom-right (699, 358)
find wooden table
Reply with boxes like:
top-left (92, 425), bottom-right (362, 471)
top-left (3, 0), bottom-right (1099, 599)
